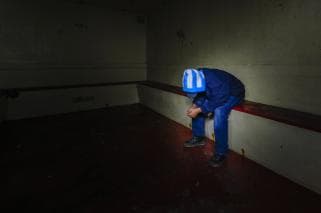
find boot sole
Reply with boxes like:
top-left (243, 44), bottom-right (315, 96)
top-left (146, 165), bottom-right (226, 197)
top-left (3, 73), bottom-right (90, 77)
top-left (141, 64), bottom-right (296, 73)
top-left (209, 162), bottom-right (223, 167)
top-left (209, 159), bottom-right (225, 168)
top-left (184, 142), bottom-right (206, 148)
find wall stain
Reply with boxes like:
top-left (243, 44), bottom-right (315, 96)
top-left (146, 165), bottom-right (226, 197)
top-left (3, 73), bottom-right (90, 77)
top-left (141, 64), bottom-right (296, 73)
top-left (57, 28), bottom-right (64, 34)
top-left (74, 23), bottom-right (88, 32)
top-left (271, 0), bottom-right (286, 10)
top-left (136, 15), bottom-right (146, 24)
top-left (176, 29), bottom-right (186, 41)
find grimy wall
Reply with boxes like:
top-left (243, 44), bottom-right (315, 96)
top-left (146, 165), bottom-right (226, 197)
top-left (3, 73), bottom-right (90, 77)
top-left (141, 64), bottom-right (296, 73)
top-left (0, 0), bottom-right (146, 119)
top-left (140, 0), bottom-right (321, 194)
top-left (146, 0), bottom-right (321, 115)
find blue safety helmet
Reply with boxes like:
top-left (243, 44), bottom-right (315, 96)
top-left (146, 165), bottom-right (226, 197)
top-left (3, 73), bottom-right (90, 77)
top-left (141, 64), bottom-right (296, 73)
top-left (182, 68), bottom-right (206, 93)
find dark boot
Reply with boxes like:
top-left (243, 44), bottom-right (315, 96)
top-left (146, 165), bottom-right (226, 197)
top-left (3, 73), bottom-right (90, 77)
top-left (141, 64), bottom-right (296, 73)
top-left (209, 154), bottom-right (226, 167)
top-left (184, 136), bottom-right (205, 147)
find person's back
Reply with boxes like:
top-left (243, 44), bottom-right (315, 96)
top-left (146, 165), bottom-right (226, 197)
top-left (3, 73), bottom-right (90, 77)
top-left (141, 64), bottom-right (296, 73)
top-left (201, 68), bottom-right (245, 100)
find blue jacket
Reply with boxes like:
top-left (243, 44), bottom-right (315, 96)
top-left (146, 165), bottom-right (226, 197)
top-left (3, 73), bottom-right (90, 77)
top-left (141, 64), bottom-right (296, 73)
top-left (193, 68), bottom-right (245, 114)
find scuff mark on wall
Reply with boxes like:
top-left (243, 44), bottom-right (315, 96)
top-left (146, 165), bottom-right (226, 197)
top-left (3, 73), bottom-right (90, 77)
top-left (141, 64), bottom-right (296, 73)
top-left (176, 29), bottom-right (186, 41)
top-left (241, 148), bottom-right (245, 157)
top-left (269, 0), bottom-right (286, 11)
top-left (136, 15), bottom-right (146, 24)
top-left (74, 23), bottom-right (88, 32)
top-left (211, 133), bottom-right (215, 142)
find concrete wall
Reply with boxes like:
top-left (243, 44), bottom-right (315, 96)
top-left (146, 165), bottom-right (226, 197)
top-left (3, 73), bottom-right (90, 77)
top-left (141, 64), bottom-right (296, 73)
top-left (146, 0), bottom-right (321, 115)
top-left (141, 0), bottom-right (321, 194)
top-left (138, 85), bottom-right (321, 194)
top-left (0, 0), bottom-right (146, 119)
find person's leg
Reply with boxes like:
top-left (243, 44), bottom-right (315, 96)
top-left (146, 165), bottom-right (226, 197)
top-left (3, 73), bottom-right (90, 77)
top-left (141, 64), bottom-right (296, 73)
top-left (213, 106), bottom-right (230, 156)
top-left (184, 114), bottom-right (206, 147)
top-left (210, 96), bottom-right (242, 167)
top-left (192, 114), bottom-right (206, 137)
top-left (214, 96), bottom-right (242, 156)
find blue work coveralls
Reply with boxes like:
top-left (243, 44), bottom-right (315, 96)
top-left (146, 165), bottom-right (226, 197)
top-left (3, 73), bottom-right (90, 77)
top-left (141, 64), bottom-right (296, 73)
top-left (192, 68), bottom-right (245, 156)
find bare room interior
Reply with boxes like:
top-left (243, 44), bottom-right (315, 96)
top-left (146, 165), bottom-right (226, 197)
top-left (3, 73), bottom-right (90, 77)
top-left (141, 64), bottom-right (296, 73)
top-left (1, 0), bottom-right (321, 212)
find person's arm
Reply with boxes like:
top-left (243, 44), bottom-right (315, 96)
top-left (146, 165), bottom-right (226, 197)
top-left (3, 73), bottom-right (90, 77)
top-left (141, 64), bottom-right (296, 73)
top-left (196, 84), bottom-right (227, 115)
top-left (199, 99), bottom-right (216, 115)
top-left (193, 95), bottom-right (206, 107)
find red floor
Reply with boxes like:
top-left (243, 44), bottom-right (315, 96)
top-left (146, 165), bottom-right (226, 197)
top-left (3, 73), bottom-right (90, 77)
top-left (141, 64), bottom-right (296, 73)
top-left (2, 104), bottom-right (321, 212)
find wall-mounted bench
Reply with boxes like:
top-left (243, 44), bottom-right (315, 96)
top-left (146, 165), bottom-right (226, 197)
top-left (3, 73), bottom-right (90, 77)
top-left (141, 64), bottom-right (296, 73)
top-left (139, 81), bottom-right (321, 134)
top-left (3, 80), bottom-right (321, 133)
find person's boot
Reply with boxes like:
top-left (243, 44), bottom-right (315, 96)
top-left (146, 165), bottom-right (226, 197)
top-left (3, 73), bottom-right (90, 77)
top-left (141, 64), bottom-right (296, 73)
top-left (184, 136), bottom-right (205, 147)
top-left (209, 154), bottom-right (226, 167)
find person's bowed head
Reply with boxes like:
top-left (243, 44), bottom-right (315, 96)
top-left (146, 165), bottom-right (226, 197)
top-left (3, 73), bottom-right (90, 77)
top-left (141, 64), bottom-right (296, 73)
top-left (182, 68), bottom-right (206, 118)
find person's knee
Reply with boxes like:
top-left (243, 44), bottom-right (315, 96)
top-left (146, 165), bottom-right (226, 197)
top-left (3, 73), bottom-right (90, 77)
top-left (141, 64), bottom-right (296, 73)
top-left (214, 108), bottom-right (228, 129)
top-left (214, 108), bottom-right (221, 117)
top-left (215, 108), bottom-right (228, 120)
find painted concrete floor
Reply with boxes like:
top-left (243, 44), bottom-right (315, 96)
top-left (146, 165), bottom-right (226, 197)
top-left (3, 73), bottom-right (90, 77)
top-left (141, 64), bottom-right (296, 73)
top-left (2, 104), bottom-right (321, 212)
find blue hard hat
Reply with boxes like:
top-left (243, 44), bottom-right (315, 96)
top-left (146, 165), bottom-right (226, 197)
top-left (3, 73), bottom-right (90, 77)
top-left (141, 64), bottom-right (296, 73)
top-left (182, 68), bottom-right (206, 93)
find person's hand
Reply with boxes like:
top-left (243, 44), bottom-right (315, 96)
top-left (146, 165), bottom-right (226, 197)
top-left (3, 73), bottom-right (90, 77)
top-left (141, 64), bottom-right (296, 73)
top-left (187, 107), bottom-right (202, 118)
top-left (186, 104), bottom-right (197, 114)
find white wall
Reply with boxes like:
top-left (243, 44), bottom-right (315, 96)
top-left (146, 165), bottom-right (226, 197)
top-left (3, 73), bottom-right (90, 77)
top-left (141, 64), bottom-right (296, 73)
top-left (138, 85), bottom-right (321, 194)
top-left (146, 0), bottom-right (321, 115)
top-left (229, 111), bottom-right (321, 195)
top-left (8, 84), bottom-right (139, 120)
top-left (0, 0), bottom-right (146, 119)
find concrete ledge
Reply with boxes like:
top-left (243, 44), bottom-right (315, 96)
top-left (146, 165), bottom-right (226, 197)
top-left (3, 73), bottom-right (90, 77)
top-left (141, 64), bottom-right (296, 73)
top-left (140, 81), bottom-right (321, 133)
top-left (3, 81), bottom-right (142, 92)
top-left (7, 84), bottom-right (139, 120)
top-left (4, 80), bottom-right (321, 133)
